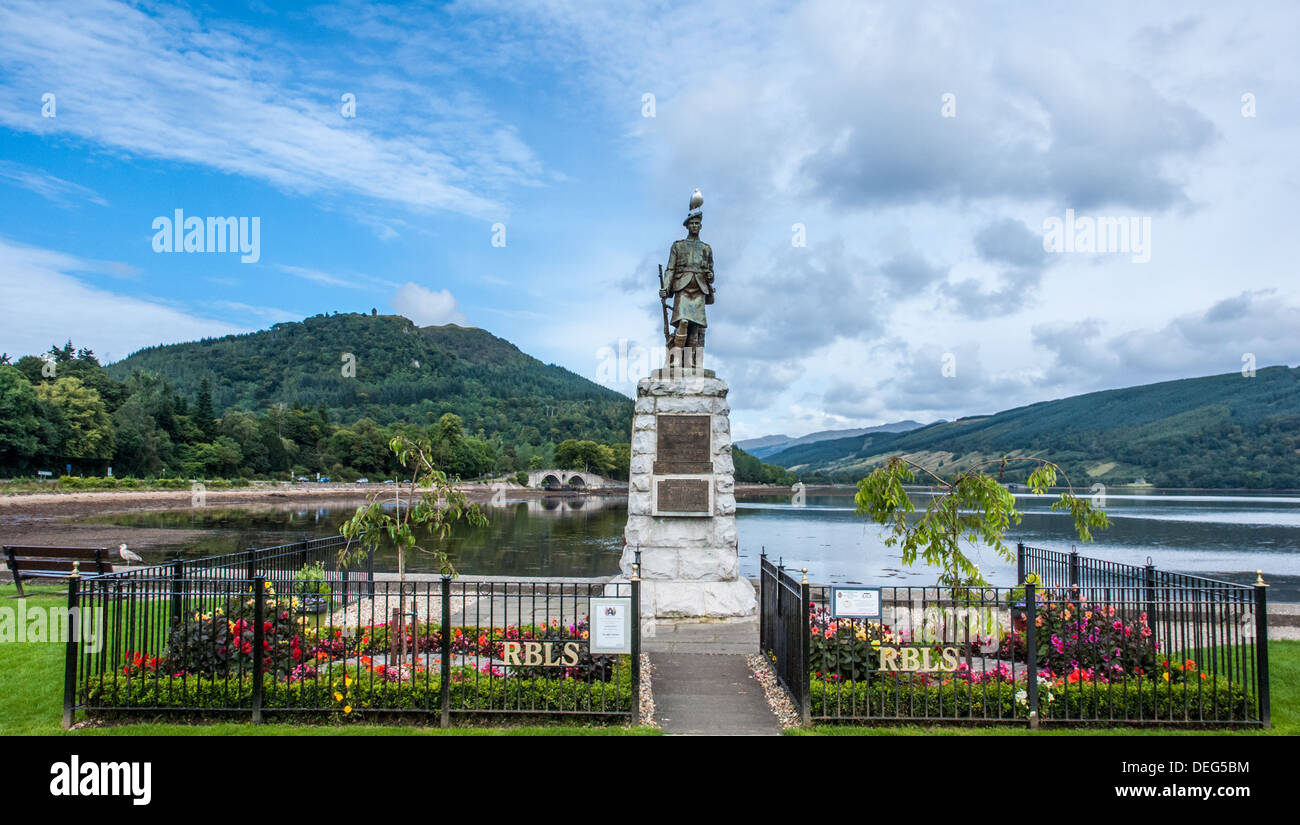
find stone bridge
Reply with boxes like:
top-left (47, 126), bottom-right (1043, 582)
top-left (525, 469), bottom-right (621, 490)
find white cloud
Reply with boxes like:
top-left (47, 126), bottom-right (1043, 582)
top-left (0, 0), bottom-right (542, 219)
top-left (0, 161), bottom-right (108, 207)
top-left (0, 237), bottom-right (245, 361)
top-left (391, 282), bottom-right (468, 327)
top-left (277, 265), bottom-right (359, 290)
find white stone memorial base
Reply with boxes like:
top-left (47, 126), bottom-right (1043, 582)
top-left (610, 371), bottom-right (757, 618)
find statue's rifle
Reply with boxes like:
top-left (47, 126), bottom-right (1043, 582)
top-left (658, 264), bottom-right (671, 345)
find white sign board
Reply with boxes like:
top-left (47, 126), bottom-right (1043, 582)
top-left (589, 597), bottom-right (632, 654)
top-left (831, 586), bottom-right (882, 619)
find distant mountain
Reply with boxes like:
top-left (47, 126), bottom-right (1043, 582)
top-left (764, 367), bottom-right (1300, 489)
top-left (737, 421), bottom-right (925, 459)
top-left (106, 313), bottom-right (634, 445)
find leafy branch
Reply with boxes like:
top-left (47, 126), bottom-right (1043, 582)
top-left (854, 455), bottom-right (1110, 588)
top-left (338, 436), bottom-right (488, 583)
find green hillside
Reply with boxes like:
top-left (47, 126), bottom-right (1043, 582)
top-left (766, 366), bottom-right (1300, 489)
top-left (105, 313), bottom-right (633, 446)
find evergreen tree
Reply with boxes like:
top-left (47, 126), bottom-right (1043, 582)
top-left (194, 377), bottom-right (216, 439)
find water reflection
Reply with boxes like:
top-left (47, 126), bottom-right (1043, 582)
top-left (68, 490), bottom-right (1300, 600)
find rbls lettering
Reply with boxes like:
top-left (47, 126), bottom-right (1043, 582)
top-left (501, 641), bottom-right (582, 666)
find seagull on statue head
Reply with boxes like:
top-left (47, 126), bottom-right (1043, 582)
top-left (685, 188), bottom-right (703, 225)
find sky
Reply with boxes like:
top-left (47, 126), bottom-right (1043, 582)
top-left (1, 0), bottom-right (1298, 441)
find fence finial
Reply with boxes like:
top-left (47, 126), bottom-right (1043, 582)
top-left (70, 560), bottom-right (80, 578)
top-left (1256, 570), bottom-right (1268, 587)
top-left (631, 562), bottom-right (641, 583)
top-left (801, 568), bottom-right (808, 584)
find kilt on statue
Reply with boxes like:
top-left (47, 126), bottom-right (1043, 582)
top-left (659, 189), bottom-right (713, 370)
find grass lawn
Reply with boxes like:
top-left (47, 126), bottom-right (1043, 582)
top-left (0, 584), bottom-right (658, 736)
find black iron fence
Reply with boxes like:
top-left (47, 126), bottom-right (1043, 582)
top-left (1019, 542), bottom-right (1255, 598)
top-left (759, 555), bottom-right (810, 724)
top-left (62, 536), bottom-right (639, 727)
top-left (99, 534), bottom-right (374, 598)
top-left (760, 549), bottom-right (1269, 727)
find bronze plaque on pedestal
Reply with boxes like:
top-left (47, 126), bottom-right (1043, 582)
top-left (654, 414), bottom-right (713, 474)
top-left (656, 478), bottom-right (711, 514)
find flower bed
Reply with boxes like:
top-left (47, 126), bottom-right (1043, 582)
top-left (802, 591), bottom-right (1254, 724)
top-left (88, 589), bottom-right (630, 719)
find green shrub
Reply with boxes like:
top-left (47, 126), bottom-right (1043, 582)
top-left (159, 586), bottom-right (307, 678)
top-left (85, 660), bottom-right (634, 717)
top-left (810, 674), bottom-right (1254, 723)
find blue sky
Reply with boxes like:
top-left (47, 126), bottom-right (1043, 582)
top-left (2, 0), bottom-right (1299, 440)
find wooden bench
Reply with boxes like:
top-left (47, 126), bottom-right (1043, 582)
top-left (2, 546), bottom-right (115, 597)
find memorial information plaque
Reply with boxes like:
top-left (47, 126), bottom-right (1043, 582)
top-left (654, 414), bottom-right (713, 474)
top-left (657, 478), bottom-right (710, 513)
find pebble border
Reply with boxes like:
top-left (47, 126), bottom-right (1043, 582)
top-left (638, 653), bottom-right (659, 728)
top-left (745, 653), bottom-right (801, 729)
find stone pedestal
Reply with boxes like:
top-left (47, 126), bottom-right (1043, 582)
top-left (612, 369), bottom-right (756, 618)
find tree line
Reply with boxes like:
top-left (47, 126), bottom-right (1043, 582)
top-left (0, 344), bottom-right (625, 482)
top-left (0, 343), bottom-right (792, 485)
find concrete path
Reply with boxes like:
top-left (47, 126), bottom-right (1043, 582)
top-left (650, 652), bottom-right (782, 735)
top-left (642, 616), bottom-right (760, 655)
top-left (644, 615), bottom-right (781, 735)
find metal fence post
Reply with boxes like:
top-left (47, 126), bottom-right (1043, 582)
top-left (1016, 542), bottom-right (1025, 584)
top-left (759, 549), bottom-right (767, 654)
top-left (1068, 548), bottom-right (1080, 588)
top-left (630, 571), bottom-right (642, 725)
top-left (1144, 561), bottom-right (1157, 650)
top-left (252, 575), bottom-right (266, 724)
top-left (367, 548), bottom-right (376, 598)
top-left (62, 570), bottom-right (81, 730)
top-left (798, 568), bottom-right (811, 726)
top-left (169, 560), bottom-right (183, 627)
top-left (247, 547), bottom-right (260, 581)
top-left (1255, 573), bottom-right (1270, 728)
top-left (440, 574), bottom-right (451, 729)
top-left (1025, 581), bottom-right (1038, 730)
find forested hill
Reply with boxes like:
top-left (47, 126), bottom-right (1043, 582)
top-left (107, 313), bottom-right (633, 445)
top-left (765, 366), bottom-right (1300, 489)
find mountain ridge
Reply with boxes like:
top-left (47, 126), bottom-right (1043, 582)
top-left (105, 312), bottom-right (634, 445)
top-left (763, 366), bottom-right (1300, 489)
top-left (737, 420), bottom-right (926, 458)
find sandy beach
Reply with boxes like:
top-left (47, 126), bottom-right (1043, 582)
top-left (0, 481), bottom-right (820, 552)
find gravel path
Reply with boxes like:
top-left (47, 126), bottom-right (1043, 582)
top-left (746, 653), bottom-right (801, 730)
top-left (328, 592), bottom-right (480, 629)
top-left (638, 654), bottom-right (657, 728)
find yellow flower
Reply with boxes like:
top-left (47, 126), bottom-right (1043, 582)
top-left (1162, 672), bottom-right (1170, 682)
top-left (344, 674), bottom-right (353, 686)
top-left (333, 691), bottom-right (343, 702)
top-left (343, 705), bottom-right (352, 715)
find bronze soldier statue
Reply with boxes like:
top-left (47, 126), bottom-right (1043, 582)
top-left (659, 190), bottom-right (713, 369)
